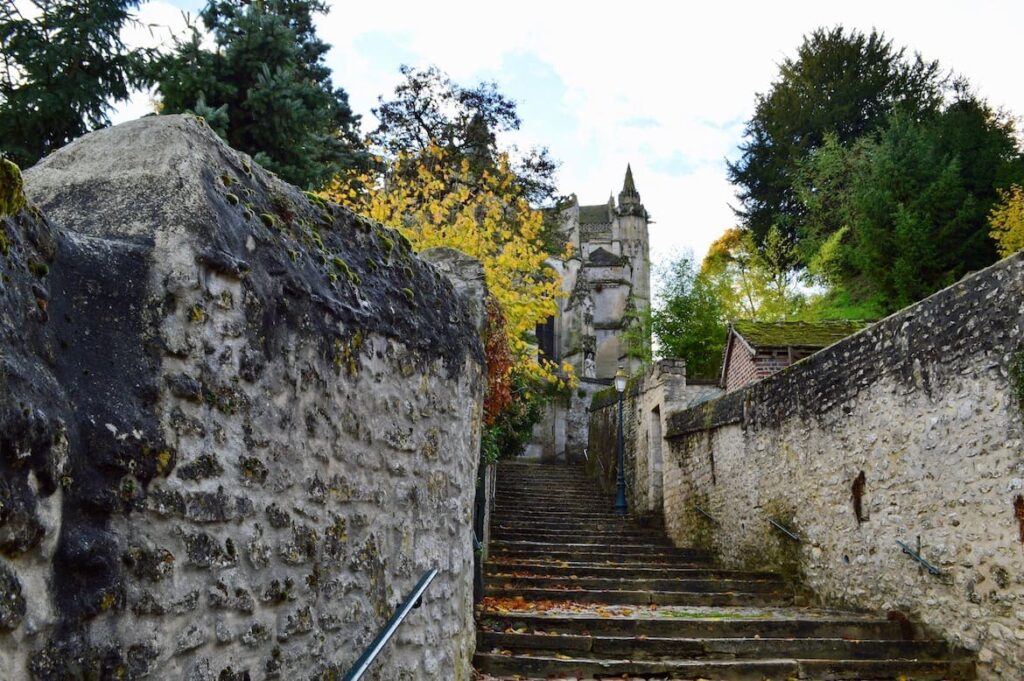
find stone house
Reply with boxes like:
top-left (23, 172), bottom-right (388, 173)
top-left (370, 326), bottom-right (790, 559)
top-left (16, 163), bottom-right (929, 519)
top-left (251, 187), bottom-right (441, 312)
top-left (720, 319), bottom-right (868, 392)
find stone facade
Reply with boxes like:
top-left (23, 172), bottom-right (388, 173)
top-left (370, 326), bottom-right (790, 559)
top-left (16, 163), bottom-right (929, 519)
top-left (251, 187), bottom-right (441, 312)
top-left (655, 252), bottom-right (1024, 680)
top-left (0, 116), bottom-right (486, 680)
top-left (528, 166), bottom-right (651, 462)
top-left (586, 360), bottom-right (721, 523)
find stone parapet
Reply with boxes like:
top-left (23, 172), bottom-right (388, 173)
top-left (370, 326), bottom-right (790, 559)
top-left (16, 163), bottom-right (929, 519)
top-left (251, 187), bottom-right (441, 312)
top-left (661, 251), bottom-right (1024, 680)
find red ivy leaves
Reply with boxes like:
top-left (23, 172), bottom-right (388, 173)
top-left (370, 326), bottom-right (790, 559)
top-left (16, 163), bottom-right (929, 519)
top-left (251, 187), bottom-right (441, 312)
top-left (484, 296), bottom-right (513, 425)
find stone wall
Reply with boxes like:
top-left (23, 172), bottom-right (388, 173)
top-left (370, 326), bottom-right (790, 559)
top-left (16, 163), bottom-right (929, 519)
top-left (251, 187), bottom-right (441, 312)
top-left (662, 252), bottom-right (1024, 680)
top-left (586, 360), bottom-right (718, 523)
top-left (0, 116), bottom-right (486, 680)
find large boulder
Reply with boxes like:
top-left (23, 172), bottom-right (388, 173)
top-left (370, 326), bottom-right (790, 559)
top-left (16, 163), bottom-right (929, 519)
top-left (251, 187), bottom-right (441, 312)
top-left (0, 115), bottom-right (484, 680)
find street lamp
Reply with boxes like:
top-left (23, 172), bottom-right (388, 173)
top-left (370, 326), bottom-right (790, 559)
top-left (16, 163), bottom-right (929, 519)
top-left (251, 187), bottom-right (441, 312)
top-left (613, 366), bottom-right (628, 515)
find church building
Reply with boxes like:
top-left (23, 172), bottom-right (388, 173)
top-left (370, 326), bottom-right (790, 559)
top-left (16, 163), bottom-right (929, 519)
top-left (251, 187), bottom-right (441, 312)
top-left (529, 165), bottom-right (652, 461)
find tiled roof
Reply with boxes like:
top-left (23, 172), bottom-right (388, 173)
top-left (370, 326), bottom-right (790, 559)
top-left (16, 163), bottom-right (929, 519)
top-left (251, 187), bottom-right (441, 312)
top-left (578, 204), bottom-right (612, 225)
top-left (732, 319), bottom-right (870, 350)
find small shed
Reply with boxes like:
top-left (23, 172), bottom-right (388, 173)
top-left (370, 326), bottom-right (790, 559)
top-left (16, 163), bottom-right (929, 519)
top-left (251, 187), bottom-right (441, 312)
top-left (720, 320), bottom-right (869, 392)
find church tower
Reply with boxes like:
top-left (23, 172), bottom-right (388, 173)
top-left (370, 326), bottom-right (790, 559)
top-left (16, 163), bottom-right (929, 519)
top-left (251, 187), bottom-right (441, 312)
top-left (615, 164), bottom-right (651, 317)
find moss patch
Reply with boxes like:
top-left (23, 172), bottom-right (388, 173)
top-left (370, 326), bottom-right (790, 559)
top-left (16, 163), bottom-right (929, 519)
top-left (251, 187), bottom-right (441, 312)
top-left (1010, 350), bottom-right (1024, 411)
top-left (0, 159), bottom-right (27, 218)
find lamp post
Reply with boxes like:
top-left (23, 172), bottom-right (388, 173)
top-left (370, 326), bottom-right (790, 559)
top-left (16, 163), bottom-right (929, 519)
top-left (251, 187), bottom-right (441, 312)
top-left (613, 366), bottom-right (628, 515)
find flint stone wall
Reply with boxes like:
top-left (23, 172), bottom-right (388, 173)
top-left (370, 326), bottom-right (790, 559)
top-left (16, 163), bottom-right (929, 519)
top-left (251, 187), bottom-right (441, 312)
top-left (0, 115), bottom-right (485, 680)
top-left (662, 252), bottom-right (1024, 680)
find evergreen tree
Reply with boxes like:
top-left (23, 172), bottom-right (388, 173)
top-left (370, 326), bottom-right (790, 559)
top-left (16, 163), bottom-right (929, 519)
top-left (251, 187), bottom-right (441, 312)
top-left (798, 91), bottom-right (1024, 312)
top-left (0, 0), bottom-right (153, 168)
top-left (154, 0), bottom-right (366, 188)
top-left (728, 26), bottom-right (943, 246)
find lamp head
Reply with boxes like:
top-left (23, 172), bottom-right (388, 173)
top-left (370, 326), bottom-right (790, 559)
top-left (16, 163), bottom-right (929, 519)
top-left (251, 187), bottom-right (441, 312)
top-left (614, 366), bottom-right (627, 393)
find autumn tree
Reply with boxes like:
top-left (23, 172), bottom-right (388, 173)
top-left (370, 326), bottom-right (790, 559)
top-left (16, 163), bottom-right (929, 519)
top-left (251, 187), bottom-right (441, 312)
top-left (371, 65), bottom-right (558, 205)
top-left (324, 144), bottom-right (569, 386)
top-left (989, 184), bottom-right (1024, 257)
top-left (700, 226), bottom-right (804, 321)
top-left (0, 0), bottom-right (153, 167)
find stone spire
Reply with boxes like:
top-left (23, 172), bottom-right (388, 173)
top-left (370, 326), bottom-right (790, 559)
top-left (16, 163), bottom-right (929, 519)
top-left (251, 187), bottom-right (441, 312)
top-left (617, 164), bottom-right (643, 215)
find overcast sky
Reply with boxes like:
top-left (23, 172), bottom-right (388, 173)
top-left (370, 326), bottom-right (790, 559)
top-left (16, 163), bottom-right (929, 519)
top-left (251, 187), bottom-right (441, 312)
top-left (121, 0), bottom-right (1024, 271)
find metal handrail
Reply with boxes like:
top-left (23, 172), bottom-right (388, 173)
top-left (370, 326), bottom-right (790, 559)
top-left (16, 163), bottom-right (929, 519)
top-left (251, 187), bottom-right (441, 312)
top-left (768, 518), bottom-right (801, 542)
top-left (896, 538), bottom-right (943, 576)
top-left (343, 568), bottom-right (439, 681)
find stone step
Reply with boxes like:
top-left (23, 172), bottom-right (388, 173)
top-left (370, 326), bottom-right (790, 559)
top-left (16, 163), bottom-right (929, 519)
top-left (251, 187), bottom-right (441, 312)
top-left (491, 515), bottom-right (650, 526)
top-left (484, 585), bottom-right (792, 607)
top-left (491, 530), bottom-right (672, 544)
top-left (489, 527), bottom-right (658, 540)
top-left (495, 485), bottom-right (603, 493)
top-left (473, 652), bottom-right (973, 680)
top-left (494, 488), bottom-right (606, 497)
top-left (484, 560), bottom-right (777, 581)
top-left (482, 462), bottom-right (976, 681)
top-left (486, 573), bottom-right (784, 594)
top-left (495, 482), bottom-right (601, 490)
top-left (489, 541), bottom-right (711, 561)
top-left (492, 506), bottom-right (629, 516)
top-left (478, 630), bottom-right (953, 661)
top-left (476, 610), bottom-right (904, 640)
top-left (487, 557), bottom-right (713, 573)
top-left (491, 521), bottom-right (662, 533)
top-left (487, 512), bottom-right (630, 522)
top-left (493, 502), bottom-right (615, 513)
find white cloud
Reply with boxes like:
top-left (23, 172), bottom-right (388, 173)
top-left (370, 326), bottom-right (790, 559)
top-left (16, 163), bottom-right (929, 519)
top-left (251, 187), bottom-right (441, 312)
top-left (122, 0), bottom-right (1024, 266)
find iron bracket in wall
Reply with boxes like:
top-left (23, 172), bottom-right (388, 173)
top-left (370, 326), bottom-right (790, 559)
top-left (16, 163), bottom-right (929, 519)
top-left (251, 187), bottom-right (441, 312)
top-left (896, 537), bottom-right (943, 577)
top-left (768, 518), bottom-right (801, 542)
top-left (694, 506), bottom-right (718, 524)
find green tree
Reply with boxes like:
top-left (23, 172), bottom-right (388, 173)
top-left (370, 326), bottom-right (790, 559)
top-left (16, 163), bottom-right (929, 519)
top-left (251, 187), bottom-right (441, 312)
top-left (153, 0), bottom-right (366, 188)
top-left (0, 0), bottom-right (153, 167)
top-left (652, 255), bottom-right (726, 379)
top-left (797, 92), bottom-right (1024, 313)
top-left (728, 26), bottom-right (943, 246)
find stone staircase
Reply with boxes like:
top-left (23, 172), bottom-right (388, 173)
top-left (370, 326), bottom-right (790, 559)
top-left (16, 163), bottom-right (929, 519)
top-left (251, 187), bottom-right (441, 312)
top-left (474, 461), bottom-right (974, 680)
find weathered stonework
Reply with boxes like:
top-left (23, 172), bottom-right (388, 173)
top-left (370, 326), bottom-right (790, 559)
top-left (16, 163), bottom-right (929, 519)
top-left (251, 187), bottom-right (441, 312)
top-left (0, 115), bottom-right (485, 679)
top-left (659, 252), bottom-right (1024, 680)
top-left (586, 360), bottom-right (720, 524)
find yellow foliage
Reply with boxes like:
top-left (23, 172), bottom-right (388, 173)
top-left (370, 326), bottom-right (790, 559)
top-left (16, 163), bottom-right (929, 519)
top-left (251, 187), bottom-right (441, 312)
top-left (324, 144), bottom-right (573, 385)
top-left (989, 184), bottom-right (1024, 258)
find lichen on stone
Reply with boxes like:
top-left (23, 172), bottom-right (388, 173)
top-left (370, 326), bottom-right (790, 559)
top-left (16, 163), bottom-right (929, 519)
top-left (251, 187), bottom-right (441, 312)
top-left (0, 159), bottom-right (27, 218)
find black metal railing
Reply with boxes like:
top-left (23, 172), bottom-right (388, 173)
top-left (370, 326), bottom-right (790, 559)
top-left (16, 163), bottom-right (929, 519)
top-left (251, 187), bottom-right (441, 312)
top-left (343, 568), bottom-right (439, 681)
